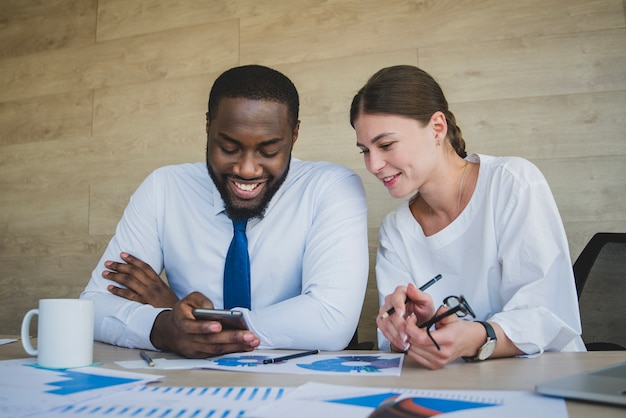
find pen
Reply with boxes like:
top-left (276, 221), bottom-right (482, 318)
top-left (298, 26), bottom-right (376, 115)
top-left (140, 350), bottom-right (155, 367)
top-left (262, 349), bottom-right (320, 364)
top-left (381, 274), bottom-right (443, 319)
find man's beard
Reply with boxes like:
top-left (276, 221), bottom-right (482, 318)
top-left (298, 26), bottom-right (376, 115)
top-left (207, 162), bottom-right (290, 222)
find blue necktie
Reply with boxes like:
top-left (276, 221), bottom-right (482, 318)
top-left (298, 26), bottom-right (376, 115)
top-left (223, 219), bottom-right (251, 309)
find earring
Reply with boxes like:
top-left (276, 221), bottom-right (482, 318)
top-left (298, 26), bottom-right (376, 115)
top-left (436, 141), bottom-right (441, 146)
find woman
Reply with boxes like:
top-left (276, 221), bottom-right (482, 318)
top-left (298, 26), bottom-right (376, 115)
top-left (350, 65), bottom-right (585, 370)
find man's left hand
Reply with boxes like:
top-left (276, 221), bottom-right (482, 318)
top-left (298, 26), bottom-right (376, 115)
top-left (103, 252), bottom-right (179, 308)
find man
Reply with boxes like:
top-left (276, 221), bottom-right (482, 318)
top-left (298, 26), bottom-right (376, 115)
top-left (81, 65), bottom-right (369, 358)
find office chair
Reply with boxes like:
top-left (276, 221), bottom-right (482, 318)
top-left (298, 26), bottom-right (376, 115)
top-left (346, 327), bottom-right (375, 350)
top-left (573, 232), bottom-right (626, 351)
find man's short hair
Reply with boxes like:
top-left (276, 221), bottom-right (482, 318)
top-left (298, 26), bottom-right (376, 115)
top-left (208, 65), bottom-right (299, 129)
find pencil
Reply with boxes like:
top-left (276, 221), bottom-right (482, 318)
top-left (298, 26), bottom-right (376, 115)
top-left (381, 274), bottom-right (443, 319)
top-left (140, 350), bottom-right (155, 367)
top-left (262, 349), bottom-right (320, 364)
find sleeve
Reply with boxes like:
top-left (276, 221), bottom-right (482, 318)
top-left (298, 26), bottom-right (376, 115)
top-left (243, 170), bottom-right (370, 351)
top-left (490, 161), bottom-right (585, 355)
top-left (80, 171), bottom-right (168, 350)
top-left (375, 215), bottom-right (414, 351)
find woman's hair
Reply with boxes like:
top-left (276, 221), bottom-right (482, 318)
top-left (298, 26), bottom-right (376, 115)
top-left (350, 65), bottom-right (466, 158)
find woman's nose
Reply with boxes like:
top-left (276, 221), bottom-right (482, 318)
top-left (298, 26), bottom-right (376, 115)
top-left (366, 151), bottom-right (385, 174)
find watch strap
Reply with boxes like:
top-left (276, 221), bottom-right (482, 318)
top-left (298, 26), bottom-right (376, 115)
top-left (462, 321), bottom-right (497, 362)
top-left (478, 321), bottom-right (496, 340)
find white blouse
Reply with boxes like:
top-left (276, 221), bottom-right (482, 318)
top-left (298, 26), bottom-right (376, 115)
top-left (376, 154), bottom-right (585, 354)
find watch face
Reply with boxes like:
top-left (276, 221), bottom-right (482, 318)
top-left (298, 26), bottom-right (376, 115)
top-left (477, 340), bottom-right (496, 360)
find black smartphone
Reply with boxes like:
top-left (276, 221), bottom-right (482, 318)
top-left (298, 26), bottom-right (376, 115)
top-left (191, 308), bottom-right (248, 330)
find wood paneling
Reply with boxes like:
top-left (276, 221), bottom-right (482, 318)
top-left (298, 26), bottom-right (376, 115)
top-left (0, 21), bottom-right (240, 103)
top-left (96, 0), bottom-right (322, 41)
top-left (0, 91), bottom-right (93, 146)
top-left (93, 75), bottom-right (212, 138)
top-left (286, 50), bottom-right (418, 118)
top-left (420, 29), bottom-right (626, 103)
top-left (537, 156), bottom-right (626, 223)
top-left (453, 90), bottom-right (626, 160)
top-left (0, 0), bottom-right (97, 59)
top-left (1, 0), bottom-right (625, 347)
top-left (1, 187), bottom-right (88, 236)
top-left (240, 0), bottom-right (624, 66)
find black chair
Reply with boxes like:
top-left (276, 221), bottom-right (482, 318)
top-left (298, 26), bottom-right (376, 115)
top-left (346, 327), bottom-right (375, 350)
top-left (572, 232), bottom-right (626, 351)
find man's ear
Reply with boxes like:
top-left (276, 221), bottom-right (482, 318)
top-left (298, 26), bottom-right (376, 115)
top-left (291, 120), bottom-right (300, 149)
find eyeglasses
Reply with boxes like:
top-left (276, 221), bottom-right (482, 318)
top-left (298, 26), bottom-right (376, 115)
top-left (417, 295), bottom-right (476, 351)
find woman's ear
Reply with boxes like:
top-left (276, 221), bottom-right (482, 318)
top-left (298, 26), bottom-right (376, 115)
top-left (430, 111), bottom-right (448, 142)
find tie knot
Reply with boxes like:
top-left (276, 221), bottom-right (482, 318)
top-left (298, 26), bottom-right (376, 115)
top-left (232, 219), bottom-right (247, 232)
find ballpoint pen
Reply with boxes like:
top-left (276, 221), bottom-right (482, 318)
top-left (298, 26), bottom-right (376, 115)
top-left (381, 274), bottom-right (443, 319)
top-left (262, 349), bottom-right (319, 364)
top-left (140, 350), bottom-right (155, 367)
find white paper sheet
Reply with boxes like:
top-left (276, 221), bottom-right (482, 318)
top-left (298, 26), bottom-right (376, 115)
top-left (41, 385), bottom-right (290, 418)
top-left (0, 358), bottom-right (162, 418)
top-left (116, 350), bottom-right (405, 376)
top-left (249, 382), bottom-right (569, 418)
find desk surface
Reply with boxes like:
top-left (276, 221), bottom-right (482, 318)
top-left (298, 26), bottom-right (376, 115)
top-left (2, 336), bottom-right (625, 417)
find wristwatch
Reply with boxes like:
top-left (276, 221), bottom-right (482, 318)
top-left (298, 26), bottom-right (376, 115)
top-left (463, 321), bottom-right (497, 362)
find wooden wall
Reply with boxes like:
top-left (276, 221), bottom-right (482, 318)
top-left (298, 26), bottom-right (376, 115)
top-left (1, 0), bottom-right (625, 346)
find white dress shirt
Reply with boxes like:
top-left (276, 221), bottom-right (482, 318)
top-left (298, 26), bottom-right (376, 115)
top-left (376, 154), bottom-right (585, 354)
top-left (81, 158), bottom-right (369, 351)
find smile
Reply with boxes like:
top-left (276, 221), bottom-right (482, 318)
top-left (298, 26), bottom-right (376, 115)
top-left (229, 178), bottom-right (266, 201)
top-left (235, 182), bottom-right (259, 192)
top-left (381, 173), bottom-right (400, 187)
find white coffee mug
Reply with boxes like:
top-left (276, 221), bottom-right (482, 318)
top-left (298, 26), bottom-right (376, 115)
top-left (21, 298), bottom-right (94, 369)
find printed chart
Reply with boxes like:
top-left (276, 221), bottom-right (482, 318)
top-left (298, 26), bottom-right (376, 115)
top-left (43, 385), bottom-right (289, 418)
top-left (116, 351), bottom-right (405, 376)
top-left (0, 358), bottom-right (160, 418)
top-left (250, 382), bottom-right (569, 418)
top-left (205, 352), bottom-right (404, 376)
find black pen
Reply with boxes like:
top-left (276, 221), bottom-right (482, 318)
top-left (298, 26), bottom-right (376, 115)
top-left (381, 274), bottom-right (443, 319)
top-left (262, 349), bottom-right (320, 364)
top-left (140, 350), bottom-right (155, 367)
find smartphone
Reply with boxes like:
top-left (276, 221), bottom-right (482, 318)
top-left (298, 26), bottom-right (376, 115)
top-left (191, 308), bottom-right (248, 330)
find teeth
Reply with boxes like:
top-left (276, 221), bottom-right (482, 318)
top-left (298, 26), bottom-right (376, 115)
top-left (383, 175), bottom-right (395, 182)
top-left (235, 182), bottom-right (257, 192)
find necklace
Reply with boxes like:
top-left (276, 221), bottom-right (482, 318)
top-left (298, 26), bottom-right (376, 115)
top-left (427, 161), bottom-right (469, 227)
top-left (457, 161), bottom-right (469, 214)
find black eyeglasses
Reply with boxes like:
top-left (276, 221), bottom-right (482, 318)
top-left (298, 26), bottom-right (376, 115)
top-left (417, 295), bottom-right (476, 351)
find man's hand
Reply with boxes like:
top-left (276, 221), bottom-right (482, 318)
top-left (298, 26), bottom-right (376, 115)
top-left (150, 292), bottom-right (261, 358)
top-left (103, 252), bottom-right (178, 308)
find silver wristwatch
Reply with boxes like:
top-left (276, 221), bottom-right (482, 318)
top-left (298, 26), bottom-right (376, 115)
top-left (463, 321), bottom-right (497, 362)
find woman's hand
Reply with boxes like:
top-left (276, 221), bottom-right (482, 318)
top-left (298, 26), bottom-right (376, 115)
top-left (377, 284), bottom-right (436, 352)
top-left (402, 305), bottom-right (473, 369)
top-left (403, 312), bottom-right (518, 370)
